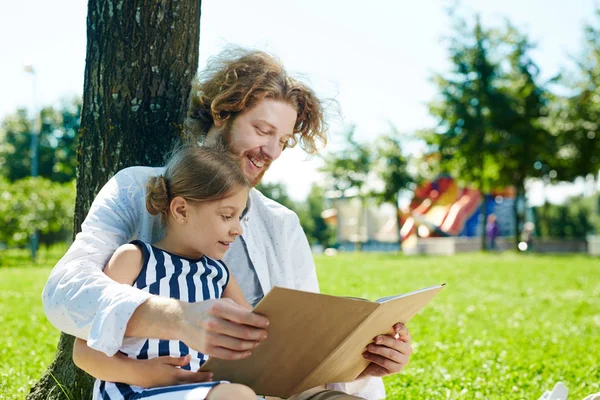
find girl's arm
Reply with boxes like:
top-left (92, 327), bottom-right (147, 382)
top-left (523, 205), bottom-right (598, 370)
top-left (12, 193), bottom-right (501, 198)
top-left (72, 244), bottom-right (143, 382)
top-left (72, 244), bottom-right (213, 387)
top-left (73, 338), bottom-right (212, 388)
top-left (223, 274), bottom-right (252, 310)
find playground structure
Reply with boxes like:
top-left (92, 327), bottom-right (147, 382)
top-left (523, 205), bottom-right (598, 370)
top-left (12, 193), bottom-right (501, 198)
top-left (320, 175), bottom-right (518, 251)
top-left (400, 176), bottom-right (516, 251)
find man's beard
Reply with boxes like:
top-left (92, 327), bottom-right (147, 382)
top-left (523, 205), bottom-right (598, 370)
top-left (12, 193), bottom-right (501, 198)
top-left (207, 124), bottom-right (270, 187)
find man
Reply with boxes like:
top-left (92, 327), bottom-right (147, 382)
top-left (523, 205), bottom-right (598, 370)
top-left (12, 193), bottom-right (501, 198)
top-left (43, 49), bottom-right (412, 399)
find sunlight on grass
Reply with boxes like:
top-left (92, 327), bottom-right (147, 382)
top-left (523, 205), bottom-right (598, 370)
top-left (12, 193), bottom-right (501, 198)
top-left (0, 250), bottom-right (598, 399)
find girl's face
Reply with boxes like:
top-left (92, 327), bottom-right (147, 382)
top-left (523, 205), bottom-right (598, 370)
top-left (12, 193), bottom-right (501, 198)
top-left (175, 188), bottom-right (248, 260)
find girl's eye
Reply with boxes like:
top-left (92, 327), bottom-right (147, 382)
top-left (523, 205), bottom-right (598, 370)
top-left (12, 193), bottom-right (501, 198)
top-left (222, 215), bottom-right (232, 221)
top-left (256, 127), bottom-right (267, 136)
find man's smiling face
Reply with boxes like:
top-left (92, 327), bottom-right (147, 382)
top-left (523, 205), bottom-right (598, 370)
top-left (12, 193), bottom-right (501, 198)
top-left (208, 98), bottom-right (297, 186)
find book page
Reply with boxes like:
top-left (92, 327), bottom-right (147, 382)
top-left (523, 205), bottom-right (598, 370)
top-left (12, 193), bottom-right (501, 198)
top-left (376, 283), bottom-right (446, 303)
top-left (200, 287), bottom-right (379, 397)
top-left (293, 284), bottom-right (445, 392)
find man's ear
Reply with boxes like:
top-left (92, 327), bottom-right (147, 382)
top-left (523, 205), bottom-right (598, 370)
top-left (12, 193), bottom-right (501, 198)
top-left (170, 197), bottom-right (188, 223)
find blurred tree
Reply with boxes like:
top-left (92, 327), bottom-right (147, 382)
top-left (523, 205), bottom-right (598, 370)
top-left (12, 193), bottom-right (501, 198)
top-left (256, 181), bottom-right (297, 211)
top-left (256, 182), bottom-right (336, 247)
top-left (320, 126), bottom-right (372, 249)
top-left (0, 100), bottom-right (80, 182)
top-left (494, 25), bottom-right (555, 249)
top-left (27, 0), bottom-right (202, 398)
top-left (427, 16), bottom-right (510, 250)
top-left (0, 178), bottom-right (75, 248)
top-left (372, 129), bottom-right (413, 248)
top-left (553, 10), bottom-right (600, 181)
top-left (532, 197), bottom-right (593, 239)
top-left (305, 184), bottom-right (336, 248)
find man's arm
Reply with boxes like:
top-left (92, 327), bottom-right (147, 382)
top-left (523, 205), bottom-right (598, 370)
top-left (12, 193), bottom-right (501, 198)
top-left (43, 169), bottom-right (152, 355)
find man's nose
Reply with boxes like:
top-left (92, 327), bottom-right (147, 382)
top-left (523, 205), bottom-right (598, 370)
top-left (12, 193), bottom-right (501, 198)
top-left (261, 136), bottom-right (282, 161)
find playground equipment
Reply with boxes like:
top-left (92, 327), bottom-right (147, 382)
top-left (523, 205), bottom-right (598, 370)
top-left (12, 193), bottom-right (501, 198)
top-left (400, 176), bottom-right (515, 250)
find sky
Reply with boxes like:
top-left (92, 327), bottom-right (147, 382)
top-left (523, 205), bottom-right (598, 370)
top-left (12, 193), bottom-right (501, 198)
top-left (1, 0), bottom-right (598, 204)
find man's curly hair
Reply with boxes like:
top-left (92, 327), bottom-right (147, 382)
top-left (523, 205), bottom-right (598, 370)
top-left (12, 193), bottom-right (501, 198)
top-left (184, 48), bottom-right (328, 154)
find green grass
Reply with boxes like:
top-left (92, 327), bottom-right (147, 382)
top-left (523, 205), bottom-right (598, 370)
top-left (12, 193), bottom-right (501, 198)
top-left (316, 252), bottom-right (600, 399)
top-left (0, 250), bottom-right (598, 399)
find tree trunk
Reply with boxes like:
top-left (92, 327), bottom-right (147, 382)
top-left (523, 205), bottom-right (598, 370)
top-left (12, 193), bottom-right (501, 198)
top-left (513, 178), bottom-right (525, 251)
top-left (480, 192), bottom-right (487, 251)
top-left (513, 184), bottom-right (521, 251)
top-left (27, 1), bottom-right (201, 398)
top-left (395, 197), bottom-right (402, 252)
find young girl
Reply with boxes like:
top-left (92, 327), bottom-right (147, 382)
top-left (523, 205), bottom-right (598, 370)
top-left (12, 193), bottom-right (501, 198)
top-left (73, 146), bottom-right (257, 400)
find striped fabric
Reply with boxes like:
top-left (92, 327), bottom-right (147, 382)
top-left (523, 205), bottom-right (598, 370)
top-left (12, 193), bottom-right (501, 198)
top-left (93, 240), bottom-right (230, 400)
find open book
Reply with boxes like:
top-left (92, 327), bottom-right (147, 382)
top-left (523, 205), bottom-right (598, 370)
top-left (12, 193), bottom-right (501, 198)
top-left (200, 284), bottom-right (445, 397)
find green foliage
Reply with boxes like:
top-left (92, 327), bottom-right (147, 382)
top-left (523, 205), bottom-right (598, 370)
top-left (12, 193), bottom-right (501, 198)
top-left (0, 178), bottom-right (75, 247)
top-left (550, 10), bottom-right (600, 181)
top-left (372, 130), bottom-right (413, 207)
top-left (320, 126), bottom-right (372, 195)
top-left (256, 182), bottom-right (336, 247)
top-left (0, 99), bottom-right (81, 183)
top-left (3, 253), bottom-right (599, 399)
top-left (427, 17), bottom-right (508, 193)
top-left (255, 182), bottom-right (297, 211)
top-left (494, 26), bottom-right (555, 188)
top-left (533, 196), bottom-right (595, 239)
top-left (304, 184), bottom-right (336, 247)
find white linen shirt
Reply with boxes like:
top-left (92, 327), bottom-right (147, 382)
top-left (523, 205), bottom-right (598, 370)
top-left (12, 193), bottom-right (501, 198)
top-left (42, 166), bottom-right (385, 400)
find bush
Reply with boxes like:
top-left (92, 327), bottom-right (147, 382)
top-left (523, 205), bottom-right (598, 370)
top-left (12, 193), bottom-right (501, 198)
top-left (533, 195), bottom-right (595, 239)
top-left (0, 177), bottom-right (75, 247)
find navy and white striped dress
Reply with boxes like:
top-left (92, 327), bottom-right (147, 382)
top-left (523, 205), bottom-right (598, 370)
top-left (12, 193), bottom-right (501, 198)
top-left (93, 240), bottom-right (230, 400)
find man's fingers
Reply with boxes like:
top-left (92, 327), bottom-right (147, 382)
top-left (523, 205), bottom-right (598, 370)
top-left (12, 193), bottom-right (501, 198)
top-left (373, 335), bottom-right (413, 356)
top-left (209, 300), bottom-right (269, 329)
top-left (393, 323), bottom-right (411, 342)
top-left (366, 342), bottom-right (411, 364)
top-left (204, 315), bottom-right (268, 342)
top-left (363, 351), bottom-right (408, 373)
top-left (208, 331), bottom-right (261, 352)
top-left (204, 345), bottom-right (253, 361)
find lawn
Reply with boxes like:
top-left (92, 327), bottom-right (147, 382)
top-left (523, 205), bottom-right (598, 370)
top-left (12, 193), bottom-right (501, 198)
top-left (1, 250), bottom-right (598, 399)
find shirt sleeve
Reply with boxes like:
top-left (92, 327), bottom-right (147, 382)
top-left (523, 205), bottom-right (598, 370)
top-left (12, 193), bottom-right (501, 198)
top-left (284, 214), bottom-right (386, 399)
top-left (42, 169), bottom-right (152, 356)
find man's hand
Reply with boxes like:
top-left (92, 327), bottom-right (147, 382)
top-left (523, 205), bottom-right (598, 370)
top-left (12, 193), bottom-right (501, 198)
top-left (179, 298), bottom-right (269, 360)
top-left (358, 323), bottom-right (412, 379)
top-left (136, 354), bottom-right (214, 388)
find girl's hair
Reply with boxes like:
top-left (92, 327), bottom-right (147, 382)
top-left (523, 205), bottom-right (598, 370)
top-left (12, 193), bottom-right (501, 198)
top-left (146, 146), bottom-right (249, 219)
top-left (184, 47), bottom-right (328, 154)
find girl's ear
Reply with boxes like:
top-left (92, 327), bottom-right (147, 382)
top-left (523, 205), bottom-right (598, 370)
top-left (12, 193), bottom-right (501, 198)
top-left (170, 197), bottom-right (188, 223)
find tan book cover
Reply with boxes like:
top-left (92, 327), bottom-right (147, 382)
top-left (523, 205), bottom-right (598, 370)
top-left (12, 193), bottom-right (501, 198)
top-left (200, 284), bottom-right (445, 398)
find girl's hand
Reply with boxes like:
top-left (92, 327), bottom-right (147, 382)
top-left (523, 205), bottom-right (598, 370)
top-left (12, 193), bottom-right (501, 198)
top-left (135, 354), bottom-right (214, 388)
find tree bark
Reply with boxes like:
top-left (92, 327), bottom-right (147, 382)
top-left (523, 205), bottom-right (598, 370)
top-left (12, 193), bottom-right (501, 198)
top-left (28, 1), bottom-right (201, 398)
top-left (513, 178), bottom-right (525, 251)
